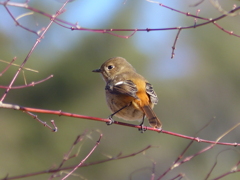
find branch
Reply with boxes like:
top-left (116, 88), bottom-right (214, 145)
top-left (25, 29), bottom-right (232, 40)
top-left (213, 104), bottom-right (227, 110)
top-left (211, 163), bottom-right (240, 180)
top-left (0, 75), bottom-right (53, 89)
top-left (25, 111), bottom-right (57, 132)
top-left (2, 0), bottom-right (39, 35)
top-left (61, 133), bottom-right (102, 180)
top-left (0, 0), bottom-right (70, 102)
top-left (0, 59), bottom-right (39, 74)
top-left (171, 27), bottom-right (182, 59)
top-left (205, 149), bottom-right (240, 179)
top-left (0, 145), bottom-right (153, 180)
top-left (0, 102), bottom-right (239, 146)
top-left (0, 57), bottom-right (17, 76)
top-left (2, 1), bottom-right (240, 38)
top-left (158, 123), bottom-right (240, 179)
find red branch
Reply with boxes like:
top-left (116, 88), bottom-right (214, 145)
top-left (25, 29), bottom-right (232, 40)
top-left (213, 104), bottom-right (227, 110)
top-left (0, 103), bottom-right (239, 147)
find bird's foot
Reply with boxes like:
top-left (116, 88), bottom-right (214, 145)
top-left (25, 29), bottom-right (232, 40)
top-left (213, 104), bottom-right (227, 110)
top-left (107, 116), bottom-right (115, 125)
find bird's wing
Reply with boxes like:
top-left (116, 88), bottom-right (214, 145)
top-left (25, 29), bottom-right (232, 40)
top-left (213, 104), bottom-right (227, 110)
top-left (145, 82), bottom-right (158, 104)
top-left (105, 80), bottom-right (139, 99)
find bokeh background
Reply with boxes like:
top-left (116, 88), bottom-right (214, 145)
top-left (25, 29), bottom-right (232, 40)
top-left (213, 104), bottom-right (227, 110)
top-left (0, 0), bottom-right (240, 179)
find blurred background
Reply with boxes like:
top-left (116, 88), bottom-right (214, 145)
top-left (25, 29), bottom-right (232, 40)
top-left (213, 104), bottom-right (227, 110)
top-left (0, 0), bottom-right (240, 179)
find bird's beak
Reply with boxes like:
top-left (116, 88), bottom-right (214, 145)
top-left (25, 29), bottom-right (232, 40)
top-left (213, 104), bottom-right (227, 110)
top-left (92, 69), bottom-right (101, 72)
top-left (92, 68), bottom-right (101, 73)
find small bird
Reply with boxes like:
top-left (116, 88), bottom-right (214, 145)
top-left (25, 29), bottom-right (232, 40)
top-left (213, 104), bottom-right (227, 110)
top-left (92, 57), bottom-right (162, 131)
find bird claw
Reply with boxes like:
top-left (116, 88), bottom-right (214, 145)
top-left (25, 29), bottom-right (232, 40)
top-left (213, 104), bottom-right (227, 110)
top-left (107, 116), bottom-right (114, 125)
top-left (156, 127), bottom-right (162, 133)
top-left (138, 124), bottom-right (147, 133)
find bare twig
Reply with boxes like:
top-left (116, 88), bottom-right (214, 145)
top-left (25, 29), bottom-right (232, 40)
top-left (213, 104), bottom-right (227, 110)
top-left (61, 133), bottom-right (103, 180)
top-left (0, 75), bottom-right (53, 89)
top-left (194, 9), bottom-right (201, 26)
top-left (175, 123), bottom-right (240, 165)
top-left (129, 167), bottom-right (152, 180)
top-left (0, 0), bottom-right (69, 102)
top-left (204, 149), bottom-right (238, 180)
top-left (158, 3), bottom-right (240, 37)
top-left (169, 173), bottom-right (185, 180)
top-left (189, 0), bottom-right (205, 7)
top-left (2, 1), bottom-right (39, 35)
top-left (0, 145), bottom-right (153, 180)
top-left (171, 27), bottom-right (182, 59)
top-left (0, 59), bottom-right (38, 74)
top-left (210, 0), bottom-right (240, 16)
top-left (0, 57), bottom-right (17, 76)
top-left (211, 163), bottom-right (240, 180)
top-left (158, 123), bottom-right (240, 180)
top-left (25, 111), bottom-right (57, 132)
top-left (2, 1), bottom-right (240, 39)
top-left (158, 140), bottom-right (195, 179)
top-left (49, 131), bottom-right (89, 179)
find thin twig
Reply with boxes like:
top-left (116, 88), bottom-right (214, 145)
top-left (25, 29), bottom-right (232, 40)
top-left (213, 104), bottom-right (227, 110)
top-left (158, 140), bottom-right (194, 179)
top-left (211, 164), bottom-right (240, 180)
top-left (171, 27), bottom-right (182, 59)
top-left (171, 123), bottom-right (240, 168)
top-left (158, 123), bottom-right (240, 180)
top-left (0, 145), bottom-right (152, 180)
top-left (3, 1), bottom-right (39, 35)
top-left (204, 149), bottom-right (237, 180)
top-left (0, 0), bottom-right (68, 102)
top-left (25, 111), bottom-right (57, 132)
top-left (194, 9), bottom-right (201, 26)
top-left (0, 57), bottom-right (17, 76)
top-left (0, 75), bottom-right (53, 89)
top-left (0, 59), bottom-right (39, 73)
top-left (49, 131), bottom-right (88, 179)
top-left (2, 1), bottom-right (240, 38)
top-left (61, 134), bottom-right (103, 180)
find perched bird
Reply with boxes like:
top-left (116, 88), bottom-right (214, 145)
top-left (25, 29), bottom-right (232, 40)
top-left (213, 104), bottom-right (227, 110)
top-left (92, 57), bottom-right (162, 130)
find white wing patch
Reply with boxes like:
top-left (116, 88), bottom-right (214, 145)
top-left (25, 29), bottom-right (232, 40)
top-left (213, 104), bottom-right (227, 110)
top-left (115, 81), bottom-right (124, 86)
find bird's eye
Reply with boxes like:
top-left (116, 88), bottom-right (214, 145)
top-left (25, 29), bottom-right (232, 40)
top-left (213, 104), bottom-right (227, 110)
top-left (107, 65), bottom-right (114, 70)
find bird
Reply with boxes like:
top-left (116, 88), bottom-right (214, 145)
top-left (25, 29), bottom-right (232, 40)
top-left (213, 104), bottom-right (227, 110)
top-left (92, 57), bottom-right (162, 131)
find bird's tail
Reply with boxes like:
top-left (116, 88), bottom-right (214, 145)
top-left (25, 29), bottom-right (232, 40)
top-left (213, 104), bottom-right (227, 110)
top-left (142, 105), bottom-right (162, 129)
